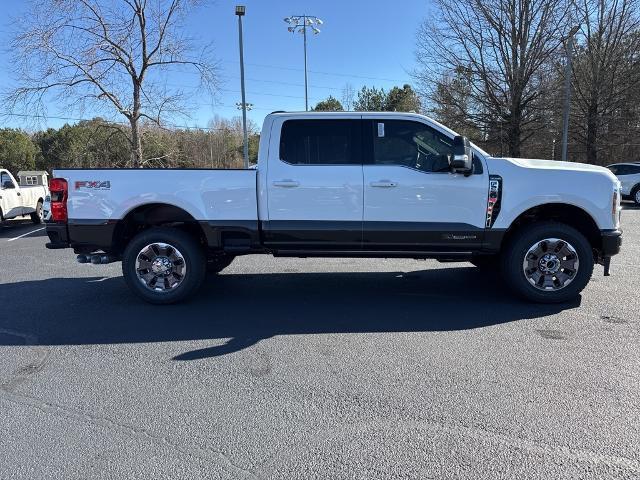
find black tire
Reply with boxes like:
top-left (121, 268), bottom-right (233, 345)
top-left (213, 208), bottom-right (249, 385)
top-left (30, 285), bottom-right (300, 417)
top-left (207, 255), bottom-right (235, 274)
top-left (470, 255), bottom-right (501, 272)
top-left (631, 185), bottom-right (640, 206)
top-left (31, 201), bottom-right (43, 224)
top-left (501, 221), bottom-right (594, 303)
top-left (122, 227), bottom-right (206, 304)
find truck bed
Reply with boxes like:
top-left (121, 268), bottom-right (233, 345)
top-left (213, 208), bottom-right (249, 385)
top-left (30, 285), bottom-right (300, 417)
top-left (53, 168), bottom-right (259, 222)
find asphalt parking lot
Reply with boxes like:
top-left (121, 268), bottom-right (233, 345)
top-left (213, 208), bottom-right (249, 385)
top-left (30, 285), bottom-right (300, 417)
top-left (1, 208), bottom-right (639, 480)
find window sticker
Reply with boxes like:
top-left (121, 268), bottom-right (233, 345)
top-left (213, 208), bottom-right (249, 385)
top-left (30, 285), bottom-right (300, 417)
top-left (377, 122), bottom-right (385, 138)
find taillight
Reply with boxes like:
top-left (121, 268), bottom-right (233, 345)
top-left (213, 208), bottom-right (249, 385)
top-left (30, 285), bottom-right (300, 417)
top-left (49, 178), bottom-right (68, 222)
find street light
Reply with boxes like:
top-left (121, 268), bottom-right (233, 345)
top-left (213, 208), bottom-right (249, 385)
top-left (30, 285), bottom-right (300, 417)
top-left (235, 5), bottom-right (249, 168)
top-left (284, 15), bottom-right (323, 111)
top-left (561, 25), bottom-right (580, 162)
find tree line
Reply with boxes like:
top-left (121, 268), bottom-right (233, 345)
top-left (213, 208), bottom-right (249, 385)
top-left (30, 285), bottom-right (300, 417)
top-left (0, 117), bottom-right (258, 174)
top-left (415, 0), bottom-right (640, 165)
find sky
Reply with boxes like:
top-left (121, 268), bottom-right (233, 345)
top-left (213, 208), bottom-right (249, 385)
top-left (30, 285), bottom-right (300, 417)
top-left (0, 0), bottom-right (429, 132)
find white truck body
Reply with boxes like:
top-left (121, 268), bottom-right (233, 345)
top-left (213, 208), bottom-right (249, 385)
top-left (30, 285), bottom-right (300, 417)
top-left (45, 112), bottom-right (623, 304)
top-left (0, 169), bottom-right (48, 223)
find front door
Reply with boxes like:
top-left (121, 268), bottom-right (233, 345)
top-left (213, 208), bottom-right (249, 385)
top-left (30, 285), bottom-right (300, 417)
top-left (0, 171), bottom-right (23, 219)
top-left (362, 118), bottom-right (488, 250)
top-left (265, 116), bottom-right (363, 249)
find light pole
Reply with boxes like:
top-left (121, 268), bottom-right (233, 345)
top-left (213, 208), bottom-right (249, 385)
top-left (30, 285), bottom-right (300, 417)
top-left (235, 5), bottom-right (249, 168)
top-left (284, 15), bottom-right (323, 111)
top-left (561, 25), bottom-right (580, 162)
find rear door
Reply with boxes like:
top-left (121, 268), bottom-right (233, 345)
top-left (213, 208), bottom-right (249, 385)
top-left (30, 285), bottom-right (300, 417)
top-left (264, 116), bottom-right (363, 249)
top-left (0, 171), bottom-right (23, 219)
top-left (361, 118), bottom-right (488, 251)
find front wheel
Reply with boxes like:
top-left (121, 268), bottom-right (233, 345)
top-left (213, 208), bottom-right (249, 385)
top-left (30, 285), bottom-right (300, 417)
top-left (122, 227), bottom-right (206, 304)
top-left (501, 222), bottom-right (594, 303)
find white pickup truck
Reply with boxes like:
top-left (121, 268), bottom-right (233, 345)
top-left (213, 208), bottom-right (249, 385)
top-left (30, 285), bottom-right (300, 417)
top-left (45, 112), bottom-right (622, 304)
top-left (1, 169), bottom-right (48, 224)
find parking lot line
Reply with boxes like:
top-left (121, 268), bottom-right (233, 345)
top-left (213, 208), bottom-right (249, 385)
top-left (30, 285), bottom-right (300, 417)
top-left (7, 227), bottom-right (45, 242)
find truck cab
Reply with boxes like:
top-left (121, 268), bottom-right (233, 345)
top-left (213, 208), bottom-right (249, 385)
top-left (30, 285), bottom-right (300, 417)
top-left (45, 112), bottom-right (622, 305)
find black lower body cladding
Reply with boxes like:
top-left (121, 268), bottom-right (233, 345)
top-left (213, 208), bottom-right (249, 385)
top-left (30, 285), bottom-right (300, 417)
top-left (600, 229), bottom-right (622, 257)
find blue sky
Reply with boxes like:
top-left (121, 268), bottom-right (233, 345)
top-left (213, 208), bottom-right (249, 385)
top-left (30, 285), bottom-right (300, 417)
top-left (0, 0), bottom-right (429, 131)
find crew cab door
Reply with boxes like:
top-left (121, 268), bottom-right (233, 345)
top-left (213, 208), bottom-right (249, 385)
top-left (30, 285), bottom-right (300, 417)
top-left (0, 171), bottom-right (23, 219)
top-left (362, 118), bottom-right (488, 250)
top-left (264, 116), bottom-right (363, 249)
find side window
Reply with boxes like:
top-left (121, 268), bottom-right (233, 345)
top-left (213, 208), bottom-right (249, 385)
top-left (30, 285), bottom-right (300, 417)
top-left (607, 165), bottom-right (618, 175)
top-left (371, 120), bottom-right (454, 173)
top-left (616, 165), bottom-right (631, 175)
top-left (1, 172), bottom-right (14, 188)
top-left (280, 119), bottom-right (359, 165)
top-left (631, 165), bottom-right (640, 175)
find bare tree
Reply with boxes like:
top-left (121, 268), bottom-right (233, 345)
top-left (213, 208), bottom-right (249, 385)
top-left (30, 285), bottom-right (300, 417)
top-left (415, 0), bottom-right (570, 156)
top-left (4, 0), bottom-right (217, 167)
top-left (570, 0), bottom-right (640, 164)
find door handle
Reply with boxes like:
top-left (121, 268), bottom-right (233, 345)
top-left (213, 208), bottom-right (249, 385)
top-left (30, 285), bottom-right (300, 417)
top-left (272, 180), bottom-right (300, 188)
top-left (370, 181), bottom-right (397, 188)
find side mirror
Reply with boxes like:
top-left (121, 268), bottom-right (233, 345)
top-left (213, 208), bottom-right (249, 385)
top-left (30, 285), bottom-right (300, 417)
top-left (2, 180), bottom-right (15, 189)
top-left (451, 136), bottom-right (473, 175)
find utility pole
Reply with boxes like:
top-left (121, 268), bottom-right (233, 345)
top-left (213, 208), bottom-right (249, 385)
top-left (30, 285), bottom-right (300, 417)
top-left (561, 26), bottom-right (580, 162)
top-left (235, 5), bottom-right (249, 168)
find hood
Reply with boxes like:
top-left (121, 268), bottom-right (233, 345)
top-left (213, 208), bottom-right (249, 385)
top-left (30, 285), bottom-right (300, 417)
top-left (494, 157), bottom-right (619, 182)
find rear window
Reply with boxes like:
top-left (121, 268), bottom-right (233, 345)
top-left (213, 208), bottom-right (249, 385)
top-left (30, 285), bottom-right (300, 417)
top-left (279, 119), bottom-right (360, 165)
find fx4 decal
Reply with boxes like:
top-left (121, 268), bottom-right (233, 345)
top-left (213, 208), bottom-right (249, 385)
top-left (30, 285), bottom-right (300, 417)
top-left (75, 181), bottom-right (111, 190)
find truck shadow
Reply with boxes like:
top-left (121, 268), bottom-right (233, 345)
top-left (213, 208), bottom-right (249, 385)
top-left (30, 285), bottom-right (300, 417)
top-left (0, 219), bottom-right (46, 239)
top-left (0, 266), bottom-right (580, 359)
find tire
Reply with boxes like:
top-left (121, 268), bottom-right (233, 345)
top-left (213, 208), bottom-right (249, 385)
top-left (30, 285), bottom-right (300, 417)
top-left (632, 185), bottom-right (640, 206)
top-left (207, 255), bottom-right (235, 274)
top-left (122, 227), bottom-right (206, 304)
top-left (470, 255), bottom-right (500, 272)
top-left (501, 221), bottom-right (594, 303)
top-left (31, 201), bottom-right (43, 224)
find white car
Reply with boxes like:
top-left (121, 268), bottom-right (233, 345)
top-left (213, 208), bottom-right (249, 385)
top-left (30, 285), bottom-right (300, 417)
top-left (607, 163), bottom-right (640, 205)
top-left (45, 111), bottom-right (622, 305)
top-left (0, 169), bottom-right (49, 224)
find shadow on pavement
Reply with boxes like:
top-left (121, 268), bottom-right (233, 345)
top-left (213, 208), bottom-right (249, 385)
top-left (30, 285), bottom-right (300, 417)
top-left (0, 219), bottom-right (46, 239)
top-left (0, 266), bottom-right (581, 360)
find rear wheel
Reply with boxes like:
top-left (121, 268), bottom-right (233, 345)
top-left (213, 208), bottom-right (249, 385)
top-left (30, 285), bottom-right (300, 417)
top-left (632, 185), bottom-right (640, 206)
top-left (31, 201), bottom-right (43, 224)
top-left (122, 227), bottom-right (206, 304)
top-left (501, 222), bottom-right (594, 303)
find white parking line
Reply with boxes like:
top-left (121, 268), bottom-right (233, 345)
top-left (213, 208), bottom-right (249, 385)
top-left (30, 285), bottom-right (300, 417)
top-left (7, 227), bottom-right (45, 242)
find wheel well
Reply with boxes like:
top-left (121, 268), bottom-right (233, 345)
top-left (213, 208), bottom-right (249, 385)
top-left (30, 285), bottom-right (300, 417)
top-left (112, 203), bottom-right (207, 255)
top-left (503, 203), bottom-right (602, 253)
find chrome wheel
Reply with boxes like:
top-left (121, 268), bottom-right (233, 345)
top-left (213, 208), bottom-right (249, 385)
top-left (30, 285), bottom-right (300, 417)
top-left (522, 238), bottom-right (579, 291)
top-left (635, 189), bottom-right (640, 205)
top-left (135, 243), bottom-right (187, 292)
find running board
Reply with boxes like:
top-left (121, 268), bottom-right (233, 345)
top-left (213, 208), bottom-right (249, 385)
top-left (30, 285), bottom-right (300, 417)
top-left (272, 250), bottom-right (474, 259)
